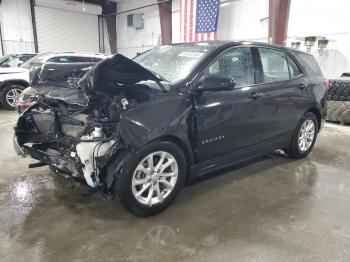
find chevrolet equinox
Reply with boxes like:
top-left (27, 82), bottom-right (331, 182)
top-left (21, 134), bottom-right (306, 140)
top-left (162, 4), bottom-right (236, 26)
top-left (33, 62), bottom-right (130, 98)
top-left (14, 41), bottom-right (328, 216)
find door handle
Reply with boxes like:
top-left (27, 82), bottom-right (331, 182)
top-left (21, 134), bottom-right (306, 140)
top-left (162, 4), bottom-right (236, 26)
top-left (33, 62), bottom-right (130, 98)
top-left (298, 83), bottom-right (307, 89)
top-left (248, 92), bottom-right (263, 99)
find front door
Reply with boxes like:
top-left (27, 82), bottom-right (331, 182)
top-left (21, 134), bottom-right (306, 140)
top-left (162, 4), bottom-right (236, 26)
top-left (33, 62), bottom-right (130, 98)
top-left (194, 46), bottom-right (262, 163)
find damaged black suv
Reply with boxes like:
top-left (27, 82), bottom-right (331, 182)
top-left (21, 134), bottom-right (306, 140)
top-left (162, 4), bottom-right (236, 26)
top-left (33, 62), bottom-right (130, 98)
top-left (14, 41), bottom-right (328, 216)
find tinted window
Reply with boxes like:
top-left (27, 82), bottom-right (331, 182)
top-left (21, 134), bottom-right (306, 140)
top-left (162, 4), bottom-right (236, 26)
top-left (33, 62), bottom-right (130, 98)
top-left (0, 55), bottom-right (12, 66)
top-left (21, 53), bottom-right (51, 69)
top-left (205, 47), bottom-right (255, 88)
top-left (258, 48), bottom-right (289, 82)
top-left (2, 57), bottom-right (21, 67)
top-left (91, 57), bottom-right (103, 62)
top-left (0, 55), bottom-right (31, 67)
top-left (287, 56), bottom-right (302, 79)
top-left (48, 56), bottom-right (98, 63)
top-left (69, 56), bottom-right (94, 62)
top-left (48, 56), bottom-right (71, 63)
top-left (291, 51), bottom-right (323, 77)
top-left (21, 55), bottom-right (34, 62)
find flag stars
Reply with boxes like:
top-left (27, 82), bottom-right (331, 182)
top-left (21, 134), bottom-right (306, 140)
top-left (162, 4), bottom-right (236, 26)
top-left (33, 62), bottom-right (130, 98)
top-left (195, 0), bottom-right (220, 33)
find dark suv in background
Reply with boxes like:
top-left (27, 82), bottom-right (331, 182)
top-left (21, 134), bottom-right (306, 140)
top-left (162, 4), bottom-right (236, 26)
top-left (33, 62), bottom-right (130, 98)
top-left (14, 41), bottom-right (328, 216)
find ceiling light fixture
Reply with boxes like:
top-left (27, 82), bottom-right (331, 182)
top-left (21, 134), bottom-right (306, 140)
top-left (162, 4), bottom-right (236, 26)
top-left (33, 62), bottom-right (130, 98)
top-left (291, 42), bottom-right (301, 49)
top-left (304, 36), bottom-right (316, 53)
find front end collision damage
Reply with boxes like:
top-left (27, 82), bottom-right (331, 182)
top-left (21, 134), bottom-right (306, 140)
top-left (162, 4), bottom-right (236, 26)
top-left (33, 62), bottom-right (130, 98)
top-left (14, 54), bottom-right (194, 193)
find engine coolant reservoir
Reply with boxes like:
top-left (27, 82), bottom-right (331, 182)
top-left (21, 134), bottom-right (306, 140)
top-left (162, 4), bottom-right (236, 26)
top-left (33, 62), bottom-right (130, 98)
top-left (76, 140), bottom-right (115, 188)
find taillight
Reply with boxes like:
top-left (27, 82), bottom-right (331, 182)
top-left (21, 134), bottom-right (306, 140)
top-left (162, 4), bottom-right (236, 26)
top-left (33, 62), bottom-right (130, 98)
top-left (323, 79), bottom-right (330, 91)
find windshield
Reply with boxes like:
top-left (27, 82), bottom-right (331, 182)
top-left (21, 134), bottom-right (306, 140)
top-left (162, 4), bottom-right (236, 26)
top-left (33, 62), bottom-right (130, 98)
top-left (21, 53), bottom-right (50, 69)
top-left (0, 55), bottom-right (12, 65)
top-left (133, 44), bottom-right (216, 83)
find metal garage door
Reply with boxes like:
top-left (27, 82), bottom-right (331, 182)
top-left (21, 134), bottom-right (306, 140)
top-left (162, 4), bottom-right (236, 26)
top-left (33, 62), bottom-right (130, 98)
top-left (35, 6), bottom-right (99, 53)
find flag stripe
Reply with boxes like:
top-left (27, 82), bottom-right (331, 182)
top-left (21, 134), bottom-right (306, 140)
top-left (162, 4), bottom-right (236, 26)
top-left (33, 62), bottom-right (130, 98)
top-left (180, 0), bottom-right (182, 42)
top-left (189, 0), bottom-right (194, 42)
top-left (183, 0), bottom-right (188, 42)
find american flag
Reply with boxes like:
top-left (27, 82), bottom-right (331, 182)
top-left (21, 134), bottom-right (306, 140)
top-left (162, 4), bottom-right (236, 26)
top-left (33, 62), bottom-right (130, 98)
top-left (180, 0), bottom-right (220, 42)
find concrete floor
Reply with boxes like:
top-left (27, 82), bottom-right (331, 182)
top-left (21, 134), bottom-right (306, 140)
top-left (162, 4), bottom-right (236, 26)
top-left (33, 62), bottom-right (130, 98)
top-left (0, 109), bottom-right (350, 262)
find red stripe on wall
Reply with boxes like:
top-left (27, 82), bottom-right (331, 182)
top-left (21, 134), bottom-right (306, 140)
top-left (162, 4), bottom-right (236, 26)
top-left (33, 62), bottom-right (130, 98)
top-left (189, 0), bottom-right (194, 42)
top-left (195, 33), bottom-right (198, 41)
top-left (214, 31), bottom-right (218, 40)
top-left (180, 0), bottom-right (182, 41)
top-left (183, 0), bottom-right (188, 43)
top-left (207, 32), bottom-right (211, 40)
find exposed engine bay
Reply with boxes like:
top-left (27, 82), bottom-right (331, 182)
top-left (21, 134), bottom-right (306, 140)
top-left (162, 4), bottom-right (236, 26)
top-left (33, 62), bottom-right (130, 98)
top-left (14, 54), bottom-right (166, 189)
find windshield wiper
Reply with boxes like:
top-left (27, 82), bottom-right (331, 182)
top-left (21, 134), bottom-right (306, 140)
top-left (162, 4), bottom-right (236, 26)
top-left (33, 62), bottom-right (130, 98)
top-left (148, 69), bottom-right (169, 93)
top-left (148, 69), bottom-right (168, 83)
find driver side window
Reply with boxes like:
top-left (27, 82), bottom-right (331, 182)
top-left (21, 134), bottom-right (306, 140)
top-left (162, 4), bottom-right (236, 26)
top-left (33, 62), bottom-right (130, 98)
top-left (204, 47), bottom-right (255, 88)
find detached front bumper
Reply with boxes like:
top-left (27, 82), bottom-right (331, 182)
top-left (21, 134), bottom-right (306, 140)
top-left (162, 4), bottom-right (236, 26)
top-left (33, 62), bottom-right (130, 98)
top-left (13, 135), bottom-right (26, 157)
top-left (13, 134), bottom-right (80, 176)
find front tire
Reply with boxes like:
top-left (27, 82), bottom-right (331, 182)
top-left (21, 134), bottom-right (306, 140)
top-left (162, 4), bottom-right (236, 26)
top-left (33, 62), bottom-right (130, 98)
top-left (0, 84), bottom-right (25, 110)
top-left (113, 141), bottom-right (186, 217)
top-left (285, 112), bottom-right (318, 159)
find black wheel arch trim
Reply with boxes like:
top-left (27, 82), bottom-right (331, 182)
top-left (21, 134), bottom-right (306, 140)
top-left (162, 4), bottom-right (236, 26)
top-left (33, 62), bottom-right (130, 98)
top-left (0, 79), bottom-right (30, 91)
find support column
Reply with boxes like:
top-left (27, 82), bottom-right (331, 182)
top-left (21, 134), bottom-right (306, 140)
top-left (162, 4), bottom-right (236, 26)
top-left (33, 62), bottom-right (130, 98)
top-left (101, 0), bottom-right (117, 54)
top-left (30, 0), bottom-right (39, 53)
top-left (268, 0), bottom-right (291, 45)
top-left (158, 0), bottom-right (172, 45)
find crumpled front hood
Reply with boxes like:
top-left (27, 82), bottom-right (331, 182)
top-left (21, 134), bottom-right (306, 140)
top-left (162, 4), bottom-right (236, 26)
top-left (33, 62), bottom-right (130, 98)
top-left (31, 54), bottom-right (165, 107)
top-left (0, 67), bottom-right (28, 74)
top-left (78, 54), bottom-right (162, 94)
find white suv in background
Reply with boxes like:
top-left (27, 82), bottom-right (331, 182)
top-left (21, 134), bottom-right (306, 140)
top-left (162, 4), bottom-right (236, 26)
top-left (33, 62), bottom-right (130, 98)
top-left (0, 52), bottom-right (107, 109)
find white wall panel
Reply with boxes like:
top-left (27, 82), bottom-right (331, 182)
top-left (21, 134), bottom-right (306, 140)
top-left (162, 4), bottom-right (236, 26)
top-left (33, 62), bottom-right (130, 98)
top-left (35, 6), bottom-right (99, 52)
top-left (35, 0), bottom-right (101, 15)
top-left (116, 0), bottom-right (160, 58)
top-left (0, 0), bottom-right (34, 54)
top-left (287, 0), bottom-right (350, 77)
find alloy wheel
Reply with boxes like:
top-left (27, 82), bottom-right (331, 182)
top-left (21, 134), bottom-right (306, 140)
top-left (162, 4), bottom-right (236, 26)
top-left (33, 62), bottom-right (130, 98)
top-left (298, 119), bottom-right (315, 152)
top-left (5, 88), bottom-right (22, 107)
top-left (131, 151), bottom-right (178, 206)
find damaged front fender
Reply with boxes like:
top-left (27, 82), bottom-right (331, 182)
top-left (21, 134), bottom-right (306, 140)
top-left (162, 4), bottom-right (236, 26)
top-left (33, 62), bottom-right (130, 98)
top-left (13, 54), bottom-right (195, 193)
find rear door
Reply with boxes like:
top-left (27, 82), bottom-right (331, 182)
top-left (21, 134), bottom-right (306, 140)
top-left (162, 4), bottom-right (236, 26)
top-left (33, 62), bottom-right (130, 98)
top-left (254, 46), bottom-right (310, 151)
top-left (194, 46), bottom-right (262, 162)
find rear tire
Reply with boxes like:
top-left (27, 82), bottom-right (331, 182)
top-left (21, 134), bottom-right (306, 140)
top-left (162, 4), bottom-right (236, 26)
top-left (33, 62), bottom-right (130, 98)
top-left (0, 84), bottom-right (25, 110)
top-left (112, 141), bottom-right (186, 217)
top-left (285, 112), bottom-right (318, 159)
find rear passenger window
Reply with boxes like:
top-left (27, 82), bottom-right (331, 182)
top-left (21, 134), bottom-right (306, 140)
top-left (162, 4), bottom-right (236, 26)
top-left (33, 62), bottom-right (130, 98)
top-left (91, 57), bottom-right (103, 62)
top-left (258, 48), bottom-right (289, 82)
top-left (48, 56), bottom-right (70, 63)
top-left (69, 56), bottom-right (94, 62)
top-left (287, 56), bottom-right (302, 79)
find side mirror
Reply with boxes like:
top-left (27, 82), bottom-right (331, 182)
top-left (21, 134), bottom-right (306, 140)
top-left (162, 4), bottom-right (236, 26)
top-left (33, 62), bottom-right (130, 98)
top-left (17, 61), bottom-right (23, 67)
top-left (195, 76), bottom-right (236, 92)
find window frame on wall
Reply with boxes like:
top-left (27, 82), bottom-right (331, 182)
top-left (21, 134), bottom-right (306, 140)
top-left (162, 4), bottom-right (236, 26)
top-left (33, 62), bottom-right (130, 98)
top-left (254, 46), bottom-right (305, 85)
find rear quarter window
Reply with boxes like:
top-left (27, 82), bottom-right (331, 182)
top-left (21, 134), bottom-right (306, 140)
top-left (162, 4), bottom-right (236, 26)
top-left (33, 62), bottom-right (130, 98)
top-left (258, 47), bottom-right (290, 82)
top-left (290, 51), bottom-right (323, 77)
